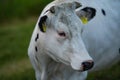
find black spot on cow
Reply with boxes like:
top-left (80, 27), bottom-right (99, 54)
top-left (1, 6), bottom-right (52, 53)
top-left (35, 46), bottom-right (38, 52)
top-left (119, 48), bottom-right (120, 54)
top-left (35, 33), bottom-right (39, 42)
top-left (35, 55), bottom-right (39, 62)
top-left (101, 9), bottom-right (106, 16)
top-left (38, 15), bottom-right (48, 32)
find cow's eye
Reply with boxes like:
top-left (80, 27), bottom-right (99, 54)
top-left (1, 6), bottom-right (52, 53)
top-left (58, 31), bottom-right (66, 37)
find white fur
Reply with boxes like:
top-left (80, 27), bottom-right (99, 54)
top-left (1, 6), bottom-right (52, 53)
top-left (28, 0), bottom-right (120, 80)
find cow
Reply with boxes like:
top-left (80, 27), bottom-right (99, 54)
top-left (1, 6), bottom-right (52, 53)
top-left (28, 0), bottom-right (120, 80)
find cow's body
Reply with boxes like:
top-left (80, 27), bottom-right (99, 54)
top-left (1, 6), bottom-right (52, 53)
top-left (28, 0), bottom-right (120, 80)
top-left (80, 0), bottom-right (120, 71)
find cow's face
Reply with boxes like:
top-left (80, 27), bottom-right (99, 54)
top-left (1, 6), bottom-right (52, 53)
top-left (38, 1), bottom-right (96, 71)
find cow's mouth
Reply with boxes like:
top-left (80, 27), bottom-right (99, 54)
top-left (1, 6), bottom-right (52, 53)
top-left (71, 60), bottom-right (94, 71)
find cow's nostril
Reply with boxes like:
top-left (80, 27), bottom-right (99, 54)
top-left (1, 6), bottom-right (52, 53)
top-left (82, 60), bottom-right (94, 71)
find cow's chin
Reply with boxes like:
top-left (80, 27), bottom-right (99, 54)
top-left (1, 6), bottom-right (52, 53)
top-left (55, 57), bottom-right (84, 72)
top-left (70, 59), bottom-right (84, 71)
top-left (47, 52), bottom-right (70, 65)
top-left (49, 54), bottom-right (88, 72)
top-left (52, 55), bottom-right (84, 71)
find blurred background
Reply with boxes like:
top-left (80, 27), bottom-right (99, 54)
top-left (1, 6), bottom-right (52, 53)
top-left (0, 0), bottom-right (119, 80)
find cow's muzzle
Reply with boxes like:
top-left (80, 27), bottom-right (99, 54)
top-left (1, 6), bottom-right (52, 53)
top-left (82, 60), bottom-right (94, 71)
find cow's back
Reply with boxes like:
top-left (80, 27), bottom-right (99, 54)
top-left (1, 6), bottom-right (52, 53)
top-left (81, 0), bottom-right (120, 71)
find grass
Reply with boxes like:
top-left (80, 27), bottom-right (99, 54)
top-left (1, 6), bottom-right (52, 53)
top-left (0, 18), bottom-right (120, 80)
top-left (0, 18), bottom-right (35, 66)
top-left (87, 62), bottom-right (120, 80)
top-left (0, 0), bottom-right (53, 22)
top-left (0, 18), bottom-right (36, 80)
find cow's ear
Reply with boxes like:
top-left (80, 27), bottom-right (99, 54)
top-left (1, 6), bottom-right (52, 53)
top-left (38, 15), bottom-right (48, 32)
top-left (76, 7), bottom-right (96, 24)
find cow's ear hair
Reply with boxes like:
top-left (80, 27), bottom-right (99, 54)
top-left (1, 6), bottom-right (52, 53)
top-left (76, 7), bottom-right (96, 24)
top-left (50, 6), bottom-right (55, 13)
top-left (74, 2), bottom-right (82, 9)
top-left (38, 15), bottom-right (48, 32)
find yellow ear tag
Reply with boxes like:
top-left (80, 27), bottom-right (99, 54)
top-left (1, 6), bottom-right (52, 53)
top-left (42, 23), bottom-right (47, 32)
top-left (80, 16), bottom-right (88, 24)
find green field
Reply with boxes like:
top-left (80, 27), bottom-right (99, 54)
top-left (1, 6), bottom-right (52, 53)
top-left (0, 18), bottom-right (36, 80)
top-left (0, 0), bottom-right (53, 22)
top-left (0, 17), bottom-right (120, 80)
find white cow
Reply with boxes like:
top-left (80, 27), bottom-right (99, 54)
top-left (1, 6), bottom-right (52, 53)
top-left (28, 0), bottom-right (120, 80)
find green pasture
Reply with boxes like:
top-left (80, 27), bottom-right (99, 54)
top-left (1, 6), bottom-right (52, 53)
top-left (0, 18), bottom-right (36, 80)
top-left (0, 0), bottom-right (52, 22)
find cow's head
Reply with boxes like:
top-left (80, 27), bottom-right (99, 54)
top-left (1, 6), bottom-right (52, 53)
top-left (38, 1), bottom-right (96, 71)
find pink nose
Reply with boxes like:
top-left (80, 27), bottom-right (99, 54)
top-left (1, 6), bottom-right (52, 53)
top-left (82, 60), bottom-right (94, 71)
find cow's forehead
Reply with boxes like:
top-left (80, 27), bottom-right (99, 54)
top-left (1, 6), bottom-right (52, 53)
top-left (54, 0), bottom-right (81, 5)
top-left (54, 10), bottom-right (82, 36)
top-left (50, 10), bottom-right (81, 35)
top-left (51, 0), bottom-right (81, 13)
top-left (52, 3), bottom-right (76, 15)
